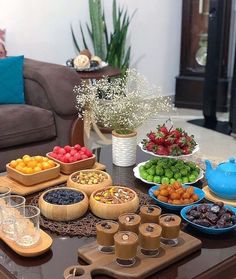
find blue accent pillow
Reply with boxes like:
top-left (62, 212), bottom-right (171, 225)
top-left (0, 55), bottom-right (25, 104)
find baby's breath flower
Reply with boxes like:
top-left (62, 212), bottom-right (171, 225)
top-left (74, 69), bottom-right (173, 133)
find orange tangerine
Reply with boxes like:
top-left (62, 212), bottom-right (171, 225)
top-left (42, 162), bottom-right (51, 170)
top-left (34, 156), bottom-right (43, 162)
top-left (9, 160), bottom-right (17, 168)
top-left (22, 155), bottom-right (30, 160)
top-left (34, 166), bottom-right (42, 173)
top-left (27, 160), bottom-right (37, 168)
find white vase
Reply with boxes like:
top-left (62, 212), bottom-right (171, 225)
top-left (112, 131), bottom-right (137, 167)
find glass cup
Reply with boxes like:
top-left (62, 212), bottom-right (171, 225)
top-left (159, 214), bottom-right (181, 246)
top-left (14, 205), bottom-right (40, 247)
top-left (96, 220), bottom-right (119, 254)
top-left (139, 223), bottom-right (162, 256)
top-left (114, 231), bottom-right (138, 267)
top-left (0, 195), bottom-right (26, 240)
top-left (139, 205), bottom-right (162, 224)
top-left (118, 213), bottom-right (141, 234)
top-left (0, 186), bottom-right (11, 198)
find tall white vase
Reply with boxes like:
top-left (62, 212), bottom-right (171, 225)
top-left (112, 131), bottom-right (137, 167)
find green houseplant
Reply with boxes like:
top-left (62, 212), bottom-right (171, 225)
top-left (71, 0), bottom-right (136, 74)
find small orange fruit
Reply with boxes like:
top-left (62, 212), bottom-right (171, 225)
top-left (9, 160), bottom-right (17, 168)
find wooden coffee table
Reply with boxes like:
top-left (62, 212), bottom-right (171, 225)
top-left (1, 145), bottom-right (236, 279)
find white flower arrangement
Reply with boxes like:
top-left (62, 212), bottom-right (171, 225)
top-left (74, 69), bottom-right (173, 134)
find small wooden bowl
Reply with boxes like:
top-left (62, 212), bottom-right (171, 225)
top-left (90, 186), bottom-right (140, 220)
top-left (67, 170), bottom-right (112, 197)
top-left (39, 187), bottom-right (89, 221)
top-left (6, 163), bottom-right (60, 186)
top-left (46, 153), bottom-right (96, 175)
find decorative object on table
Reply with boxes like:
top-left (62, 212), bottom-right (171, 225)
top-left (0, 162), bottom-right (106, 196)
top-left (39, 187), bottom-right (89, 221)
top-left (133, 158), bottom-right (203, 185)
top-left (47, 144), bottom-right (96, 174)
top-left (202, 186), bottom-right (236, 207)
top-left (181, 203), bottom-right (236, 234)
top-left (205, 157), bottom-right (236, 200)
top-left (29, 183), bottom-right (153, 237)
top-left (71, 0), bottom-right (136, 74)
top-left (7, 155), bottom-right (60, 186)
top-left (149, 184), bottom-right (205, 210)
top-left (90, 186), bottom-right (139, 220)
top-left (140, 121), bottom-right (199, 157)
top-left (67, 169), bottom-right (112, 197)
top-left (63, 231), bottom-right (201, 279)
top-left (66, 49), bottom-right (108, 72)
top-left (74, 69), bottom-right (172, 166)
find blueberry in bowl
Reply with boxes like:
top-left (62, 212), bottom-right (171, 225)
top-left (39, 187), bottom-right (89, 221)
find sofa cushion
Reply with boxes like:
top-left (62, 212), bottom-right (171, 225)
top-left (0, 105), bottom-right (56, 148)
top-left (0, 56), bottom-right (25, 104)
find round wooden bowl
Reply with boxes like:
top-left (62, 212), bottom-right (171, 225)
top-left (39, 187), bottom-right (89, 221)
top-left (89, 186), bottom-right (140, 220)
top-left (67, 170), bottom-right (112, 197)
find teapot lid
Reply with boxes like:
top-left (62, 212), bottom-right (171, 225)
top-left (217, 157), bottom-right (236, 172)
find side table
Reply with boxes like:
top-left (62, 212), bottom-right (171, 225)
top-left (76, 66), bottom-right (121, 144)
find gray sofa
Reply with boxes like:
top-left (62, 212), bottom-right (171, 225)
top-left (0, 58), bottom-right (84, 171)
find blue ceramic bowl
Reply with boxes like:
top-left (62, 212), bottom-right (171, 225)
top-left (148, 185), bottom-right (205, 211)
top-left (181, 204), bottom-right (236, 234)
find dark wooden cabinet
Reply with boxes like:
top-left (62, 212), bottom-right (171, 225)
top-left (175, 0), bottom-right (232, 111)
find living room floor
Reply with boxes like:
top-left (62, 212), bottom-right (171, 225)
top-left (87, 108), bottom-right (236, 162)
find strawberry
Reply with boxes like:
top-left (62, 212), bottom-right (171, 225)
top-left (175, 136), bottom-right (187, 147)
top-left (146, 142), bottom-right (157, 152)
top-left (155, 145), bottom-right (169, 156)
top-left (169, 129), bottom-right (181, 139)
top-left (182, 146), bottom-right (191, 155)
top-left (147, 132), bottom-right (156, 142)
top-left (154, 132), bottom-right (165, 145)
top-left (168, 144), bottom-right (182, 156)
top-left (164, 134), bottom-right (176, 146)
top-left (157, 124), bottom-right (168, 135)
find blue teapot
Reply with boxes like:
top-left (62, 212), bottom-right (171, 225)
top-left (205, 157), bottom-right (236, 200)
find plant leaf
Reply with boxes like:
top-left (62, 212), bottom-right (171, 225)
top-left (80, 22), bottom-right (89, 50)
top-left (70, 24), bottom-right (81, 53)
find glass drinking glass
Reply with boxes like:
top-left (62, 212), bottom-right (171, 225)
top-left (14, 205), bottom-right (40, 247)
top-left (0, 195), bottom-right (26, 240)
top-left (0, 186), bottom-right (11, 198)
top-left (96, 220), bottom-right (119, 254)
top-left (159, 214), bottom-right (181, 246)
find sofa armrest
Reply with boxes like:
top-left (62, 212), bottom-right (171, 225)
top-left (23, 58), bottom-right (81, 116)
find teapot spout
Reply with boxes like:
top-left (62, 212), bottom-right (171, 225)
top-left (205, 160), bottom-right (213, 179)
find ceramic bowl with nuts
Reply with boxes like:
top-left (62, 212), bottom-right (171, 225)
top-left (90, 186), bottom-right (140, 220)
top-left (67, 170), bottom-right (112, 197)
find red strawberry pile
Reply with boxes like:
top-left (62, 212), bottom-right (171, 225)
top-left (142, 124), bottom-right (197, 156)
top-left (49, 144), bottom-right (93, 163)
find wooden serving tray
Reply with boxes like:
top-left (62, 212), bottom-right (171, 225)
top-left (203, 186), bottom-right (236, 207)
top-left (0, 162), bottom-right (106, 196)
top-left (64, 231), bottom-right (202, 279)
top-left (0, 229), bottom-right (52, 257)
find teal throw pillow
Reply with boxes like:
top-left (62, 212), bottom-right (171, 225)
top-left (0, 55), bottom-right (25, 104)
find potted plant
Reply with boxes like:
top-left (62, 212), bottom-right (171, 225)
top-left (74, 69), bottom-right (172, 167)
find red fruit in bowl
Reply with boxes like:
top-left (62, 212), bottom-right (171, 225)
top-left (154, 132), bottom-right (165, 145)
top-left (146, 142), bottom-right (156, 152)
top-left (57, 154), bottom-right (63, 161)
top-left (58, 148), bottom-right (66, 155)
top-left (62, 156), bottom-right (69, 163)
top-left (158, 125), bottom-right (168, 135)
top-left (74, 153), bottom-right (82, 161)
top-left (164, 134), bottom-right (175, 146)
top-left (169, 129), bottom-right (181, 139)
top-left (81, 146), bottom-right (87, 153)
top-left (155, 145), bottom-right (169, 156)
top-left (85, 150), bottom-right (93, 157)
top-left (64, 145), bottom-right (72, 152)
top-left (81, 154), bottom-right (88, 160)
top-left (168, 144), bottom-right (182, 156)
top-left (53, 146), bottom-right (60, 153)
top-left (74, 144), bottom-right (81, 150)
top-left (70, 149), bottom-right (77, 156)
top-left (50, 152), bottom-right (57, 158)
top-left (147, 132), bottom-right (156, 142)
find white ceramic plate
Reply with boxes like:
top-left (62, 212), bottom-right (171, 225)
top-left (133, 161), bottom-right (204, 185)
top-left (75, 61), bottom-right (108, 72)
top-left (138, 142), bottom-right (200, 158)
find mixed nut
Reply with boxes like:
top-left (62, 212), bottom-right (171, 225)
top-left (71, 171), bottom-right (107, 185)
top-left (94, 187), bottom-right (135, 204)
top-left (186, 202), bottom-right (236, 228)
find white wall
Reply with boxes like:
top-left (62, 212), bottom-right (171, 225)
top-left (0, 0), bottom-right (182, 96)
